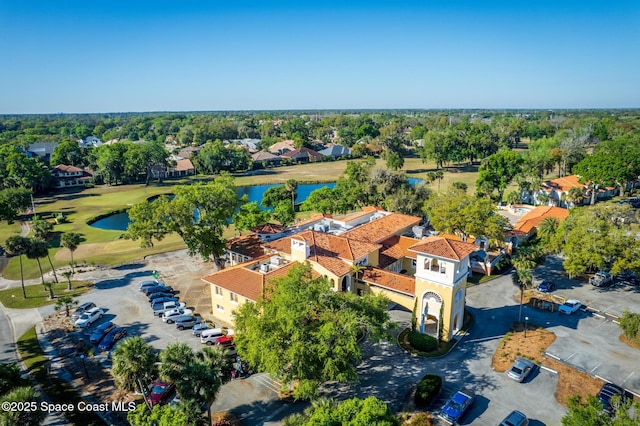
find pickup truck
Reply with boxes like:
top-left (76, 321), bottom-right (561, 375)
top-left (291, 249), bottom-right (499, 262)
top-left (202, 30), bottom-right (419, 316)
top-left (153, 301), bottom-right (186, 316)
top-left (589, 272), bottom-right (613, 287)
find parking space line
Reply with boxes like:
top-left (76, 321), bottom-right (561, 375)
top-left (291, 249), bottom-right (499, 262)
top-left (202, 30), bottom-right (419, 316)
top-left (565, 351), bottom-right (578, 361)
top-left (590, 362), bottom-right (602, 373)
top-left (621, 371), bottom-right (635, 385)
top-left (544, 352), bottom-right (561, 361)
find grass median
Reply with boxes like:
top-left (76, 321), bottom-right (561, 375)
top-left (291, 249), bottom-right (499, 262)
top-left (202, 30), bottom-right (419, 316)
top-left (0, 281), bottom-right (93, 309)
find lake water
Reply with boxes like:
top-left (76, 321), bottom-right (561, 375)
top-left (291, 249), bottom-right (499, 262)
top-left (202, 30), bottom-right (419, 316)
top-left (89, 179), bottom-right (424, 231)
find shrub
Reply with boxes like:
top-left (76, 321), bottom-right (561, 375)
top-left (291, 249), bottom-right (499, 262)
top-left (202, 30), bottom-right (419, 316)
top-left (405, 412), bottom-right (434, 426)
top-left (408, 331), bottom-right (438, 352)
top-left (414, 374), bottom-right (442, 407)
top-left (619, 310), bottom-right (640, 341)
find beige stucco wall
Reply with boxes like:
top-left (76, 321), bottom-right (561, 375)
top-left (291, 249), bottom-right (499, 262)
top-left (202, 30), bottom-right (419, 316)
top-left (210, 283), bottom-right (253, 327)
top-left (369, 286), bottom-right (415, 311)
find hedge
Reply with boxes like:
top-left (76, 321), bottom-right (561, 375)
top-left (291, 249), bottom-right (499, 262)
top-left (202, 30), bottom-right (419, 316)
top-left (408, 330), bottom-right (438, 352)
top-left (415, 374), bottom-right (442, 407)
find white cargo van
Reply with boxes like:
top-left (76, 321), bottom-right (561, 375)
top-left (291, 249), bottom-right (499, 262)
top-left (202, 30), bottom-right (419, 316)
top-left (200, 328), bottom-right (224, 345)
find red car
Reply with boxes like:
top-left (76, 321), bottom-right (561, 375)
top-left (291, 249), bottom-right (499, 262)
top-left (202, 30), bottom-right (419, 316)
top-left (149, 380), bottom-right (174, 405)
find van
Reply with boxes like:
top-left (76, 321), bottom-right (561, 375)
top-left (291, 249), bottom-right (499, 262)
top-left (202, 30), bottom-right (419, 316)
top-left (72, 302), bottom-right (97, 320)
top-left (200, 328), bottom-right (224, 345)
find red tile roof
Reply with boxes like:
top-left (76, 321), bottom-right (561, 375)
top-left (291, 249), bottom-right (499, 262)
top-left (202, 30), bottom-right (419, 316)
top-left (409, 236), bottom-right (477, 261)
top-left (543, 174), bottom-right (584, 192)
top-left (378, 235), bottom-right (420, 268)
top-left (513, 206), bottom-right (569, 233)
top-left (174, 158), bottom-right (195, 172)
top-left (202, 258), bottom-right (298, 301)
top-left (341, 213), bottom-right (421, 244)
top-left (53, 164), bottom-right (83, 173)
top-left (280, 147), bottom-right (323, 160)
top-left (227, 234), bottom-right (265, 258)
top-left (361, 267), bottom-right (415, 296)
top-left (251, 223), bottom-right (286, 234)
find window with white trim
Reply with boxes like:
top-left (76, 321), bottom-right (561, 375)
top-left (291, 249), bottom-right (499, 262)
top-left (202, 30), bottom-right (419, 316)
top-left (230, 292), bottom-right (238, 303)
top-left (214, 286), bottom-right (223, 297)
top-left (216, 304), bottom-right (224, 312)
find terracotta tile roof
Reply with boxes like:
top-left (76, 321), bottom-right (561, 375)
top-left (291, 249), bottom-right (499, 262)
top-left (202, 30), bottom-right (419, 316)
top-left (435, 232), bottom-right (476, 244)
top-left (174, 158), bottom-right (194, 172)
top-left (409, 236), bottom-right (477, 261)
top-left (227, 234), bottom-right (265, 258)
top-left (337, 206), bottom-right (383, 223)
top-left (342, 213), bottom-right (421, 244)
top-left (280, 147), bottom-right (323, 160)
top-left (294, 213), bottom-right (333, 228)
top-left (53, 164), bottom-right (83, 173)
top-left (251, 151), bottom-right (281, 162)
top-left (543, 174), bottom-right (584, 192)
top-left (251, 223), bottom-right (286, 234)
top-left (202, 258), bottom-right (298, 301)
top-left (361, 267), bottom-right (415, 296)
top-left (263, 237), bottom-right (292, 255)
top-left (513, 206), bottom-right (569, 234)
top-left (378, 235), bottom-right (420, 268)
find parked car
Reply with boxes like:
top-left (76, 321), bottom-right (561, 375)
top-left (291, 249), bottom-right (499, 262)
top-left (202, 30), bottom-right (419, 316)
top-left (536, 280), bottom-right (555, 293)
top-left (74, 307), bottom-right (104, 328)
top-left (499, 410), bottom-right (529, 426)
top-left (143, 285), bottom-right (175, 296)
top-left (559, 299), bottom-right (582, 315)
top-left (139, 280), bottom-right (160, 292)
top-left (153, 301), bottom-right (186, 316)
top-left (98, 327), bottom-right (127, 351)
top-left (590, 272), bottom-right (614, 287)
top-left (597, 382), bottom-right (628, 414)
top-left (162, 308), bottom-right (193, 323)
top-left (507, 358), bottom-right (535, 382)
top-left (90, 321), bottom-right (116, 344)
top-left (149, 295), bottom-right (179, 306)
top-left (149, 379), bottom-right (174, 406)
top-left (200, 328), bottom-right (225, 345)
top-left (175, 315), bottom-right (201, 330)
top-left (148, 292), bottom-right (178, 303)
top-left (192, 321), bottom-right (214, 337)
top-left (438, 389), bottom-right (474, 424)
top-left (72, 302), bottom-right (97, 320)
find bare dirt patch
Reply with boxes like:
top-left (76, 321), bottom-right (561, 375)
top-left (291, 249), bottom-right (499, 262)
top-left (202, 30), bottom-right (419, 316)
top-left (491, 324), bottom-right (604, 406)
top-left (619, 334), bottom-right (640, 350)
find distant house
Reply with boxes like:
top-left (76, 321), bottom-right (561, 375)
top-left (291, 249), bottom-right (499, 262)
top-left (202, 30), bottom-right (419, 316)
top-left (251, 223), bottom-right (287, 242)
top-left (268, 140), bottom-right (296, 155)
top-left (79, 136), bottom-right (102, 148)
top-left (504, 205), bottom-right (569, 251)
top-left (251, 151), bottom-right (282, 166)
top-left (27, 142), bottom-right (59, 162)
top-left (177, 145), bottom-right (203, 159)
top-left (538, 175), bottom-right (586, 207)
top-left (166, 158), bottom-right (196, 177)
top-left (280, 147), bottom-right (323, 163)
top-left (319, 144), bottom-right (351, 159)
top-left (229, 139), bottom-right (261, 152)
top-left (51, 164), bottom-right (93, 189)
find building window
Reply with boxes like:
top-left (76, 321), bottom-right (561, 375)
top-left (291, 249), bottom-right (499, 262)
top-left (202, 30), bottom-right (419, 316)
top-left (230, 292), bottom-right (238, 303)
top-left (411, 259), bottom-right (417, 269)
top-left (430, 258), bottom-right (439, 272)
top-left (215, 286), bottom-right (223, 297)
top-left (440, 263), bottom-right (447, 274)
top-left (357, 289), bottom-right (363, 296)
top-left (216, 304), bottom-right (224, 313)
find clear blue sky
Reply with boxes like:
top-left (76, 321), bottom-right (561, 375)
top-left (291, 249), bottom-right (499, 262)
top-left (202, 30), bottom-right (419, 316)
top-left (1, 1), bottom-right (638, 113)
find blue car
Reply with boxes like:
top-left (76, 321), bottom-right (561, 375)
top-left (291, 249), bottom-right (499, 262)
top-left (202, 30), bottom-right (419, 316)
top-left (89, 321), bottom-right (116, 344)
top-left (439, 389), bottom-right (474, 424)
top-left (150, 296), bottom-right (178, 306)
top-left (98, 327), bottom-right (127, 351)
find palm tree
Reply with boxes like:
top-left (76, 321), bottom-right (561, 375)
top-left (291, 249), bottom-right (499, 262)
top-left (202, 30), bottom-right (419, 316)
top-left (31, 218), bottom-right (58, 283)
top-left (25, 238), bottom-right (48, 287)
top-left (159, 343), bottom-right (196, 396)
top-left (4, 236), bottom-right (30, 299)
top-left (54, 294), bottom-right (78, 317)
top-left (194, 346), bottom-right (229, 424)
top-left (112, 337), bottom-right (158, 395)
top-left (42, 282), bottom-right (55, 300)
top-left (285, 179), bottom-right (298, 210)
top-left (62, 270), bottom-right (74, 291)
top-left (536, 217), bottom-right (559, 246)
top-left (512, 267), bottom-right (533, 323)
top-left (351, 264), bottom-right (366, 293)
top-left (61, 232), bottom-right (81, 273)
top-left (567, 187), bottom-right (585, 208)
top-left (0, 385), bottom-right (46, 425)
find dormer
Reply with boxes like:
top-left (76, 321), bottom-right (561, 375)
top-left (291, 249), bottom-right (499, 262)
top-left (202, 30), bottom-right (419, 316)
top-left (291, 237), bottom-right (310, 262)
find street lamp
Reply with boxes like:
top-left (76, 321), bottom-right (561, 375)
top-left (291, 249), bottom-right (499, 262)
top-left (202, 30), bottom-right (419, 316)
top-left (524, 316), bottom-right (529, 338)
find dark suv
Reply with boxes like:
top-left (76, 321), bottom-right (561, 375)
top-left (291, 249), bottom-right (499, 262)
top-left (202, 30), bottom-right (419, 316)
top-left (597, 383), bottom-right (627, 414)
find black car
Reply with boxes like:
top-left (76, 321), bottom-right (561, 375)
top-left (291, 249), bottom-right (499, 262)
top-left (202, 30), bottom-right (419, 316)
top-left (150, 296), bottom-right (179, 306)
top-left (89, 321), bottom-right (116, 344)
top-left (536, 281), bottom-right (555, 293)
top-left (143, 285), bottom-right (175, 296)
top-left (98, 327), bottom-right (128, 351)
top-left (597, 383), bottom-right (627, 414)
top-left (148, 292), bottom-right (177, 303)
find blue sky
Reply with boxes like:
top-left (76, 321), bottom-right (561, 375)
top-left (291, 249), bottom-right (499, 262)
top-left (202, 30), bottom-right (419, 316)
top-left (1, 1), bottom-right (638, 113)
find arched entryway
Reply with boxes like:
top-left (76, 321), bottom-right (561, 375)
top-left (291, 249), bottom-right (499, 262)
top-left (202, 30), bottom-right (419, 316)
top-left (453, 313), bottom-right (459, 333)
top-left (420, 291), bottom-right (443, 338)
top-left (341, 276), bottom-right (349, 292)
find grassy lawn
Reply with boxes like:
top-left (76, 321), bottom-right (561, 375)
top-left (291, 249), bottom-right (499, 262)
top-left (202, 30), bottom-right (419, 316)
top-left (17, 327), bottom-right (105, 425)
top-left (0, 158), bottom-right (480, 279)
top-left (0, 281), bottom-right (93, 309)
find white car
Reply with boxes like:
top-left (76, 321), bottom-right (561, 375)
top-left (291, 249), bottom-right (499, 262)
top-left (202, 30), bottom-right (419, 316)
top-left (162, 308), bottom-right (193, 323)
top-left (559, 299), bottom-right (582, 315)
top-left (74, 307), bottom-right (104, 328)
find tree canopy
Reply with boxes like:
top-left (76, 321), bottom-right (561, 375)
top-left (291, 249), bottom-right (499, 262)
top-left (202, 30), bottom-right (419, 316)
top-left (284, 396), bottom-right (399, 426)
top-left (233, 263), bottom-right (391, 400)
top-left (476, 150), bottom-right (524, 203)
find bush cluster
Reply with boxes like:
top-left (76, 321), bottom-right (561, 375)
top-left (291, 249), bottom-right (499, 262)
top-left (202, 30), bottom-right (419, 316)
top-left (414, 374), bottom-right (442, 407)
top-left (408, 330), bottom-right (438, 352)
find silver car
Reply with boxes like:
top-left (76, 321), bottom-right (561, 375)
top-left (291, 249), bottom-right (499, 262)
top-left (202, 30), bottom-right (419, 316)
top-left (499, 410), bottom-right (529, 426)
top-left (507, 358), bottom-right (535, 382)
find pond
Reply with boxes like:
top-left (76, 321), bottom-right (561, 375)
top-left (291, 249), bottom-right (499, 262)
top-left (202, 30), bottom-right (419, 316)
top-left (89, 182), bottom-right (337, 231)
top-left (89, 179), bottom-right (424, 231)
